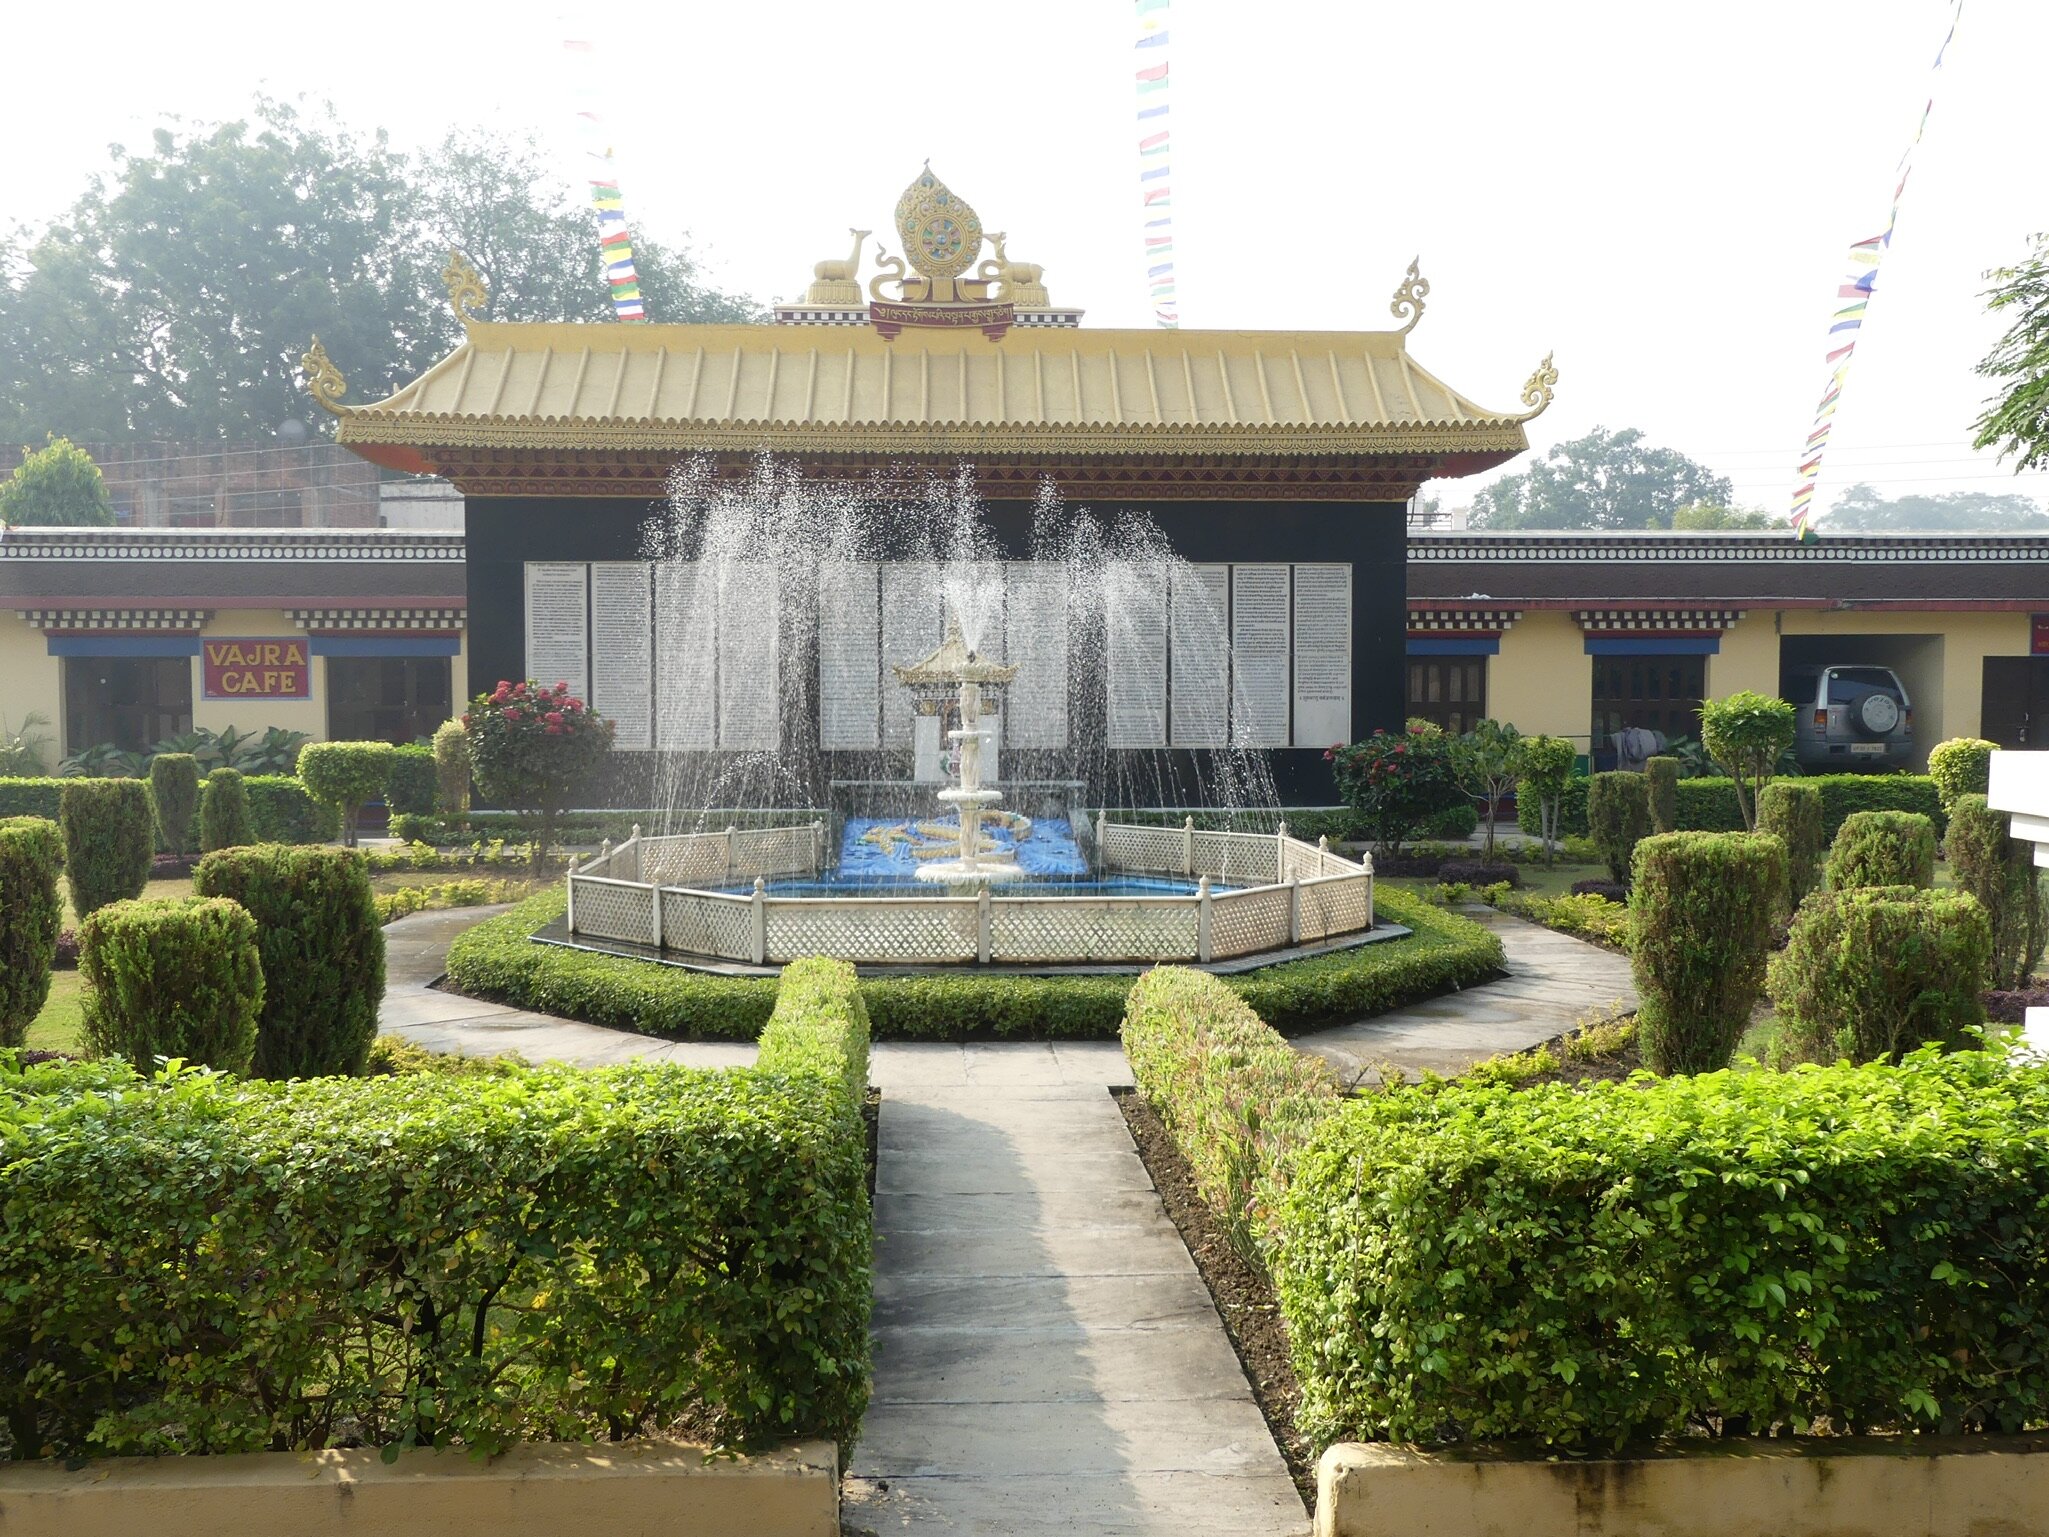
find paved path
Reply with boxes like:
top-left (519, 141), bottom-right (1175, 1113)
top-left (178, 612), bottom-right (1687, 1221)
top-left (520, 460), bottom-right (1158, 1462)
top-left (1295, 905), bottom-right (1636, 1083)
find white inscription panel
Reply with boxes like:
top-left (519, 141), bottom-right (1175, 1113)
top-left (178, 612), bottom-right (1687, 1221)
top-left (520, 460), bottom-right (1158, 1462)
top-left (590, 562), bottom-right (652, 750)
top-left (881, 561), bottom-right (943, 749)
top-left (818, 561), bottom-right (881, 750)
top-left (654, 561), bottom-right (716, 751)
top-left (1106, 562), bottom-right (1168, 748)
top-left (1231, 563), bottom-right (1291, 747)
top-left (1170, 563), bottom-right (1231, 748)
top-left (524, 562), bottom-right (589, 702)
top-left (1004, 563), bottom-right (1069, 749)
top-left (717, 560), bottom-right (779, 750)
top-left (1292, 562), bottom-right (1352, 749)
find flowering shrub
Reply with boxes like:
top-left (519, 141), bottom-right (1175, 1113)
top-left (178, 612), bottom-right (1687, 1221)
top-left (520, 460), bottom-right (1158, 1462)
top-left (463, 680), bottom-right (614, 872)
top-left (1327, 728), bottom-right (1463, 854)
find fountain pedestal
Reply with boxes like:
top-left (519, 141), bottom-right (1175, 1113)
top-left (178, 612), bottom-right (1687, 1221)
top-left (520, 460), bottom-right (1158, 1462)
top-left (891, 611), bottom-right (1024, 886)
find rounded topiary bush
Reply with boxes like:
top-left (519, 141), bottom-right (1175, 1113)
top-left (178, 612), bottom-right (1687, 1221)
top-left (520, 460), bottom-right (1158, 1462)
top-left (1825, 809), bottom-right (1937, 891)
top-left (1928, 737), bottom-right (1997, 811)
top-left (1769, 885), bottom-right (1990, 1064)
top-left (1645, 756), bottom-right (1679, 834)
top-left (194, 844), bottom-right (384, 1078)
top-left (200, 767), bottom-right (254, 851)
top-left (79, 896), bottom-right (264, 1074)
top-left (148, 753), bottom-right (201, 857)
top-left (383, 743), bottom-right (437, 818)
top-left (1588, 771), bottom-right (1653, 885)
top-left (297, 740), bottom-right (396, 847)
top-left (1629, 830), bottom-right (1785, 1074)
top-left (59, 777), bottom-right (155, 919)
top-left (432, 718), bottom-right (471, 816)
top-left (1946, 793), bottom-right (2046, 990)
top-left (0, 815), bottom-right (64, 1047)
top-left (1756, 779), bottom-right (1825, 916)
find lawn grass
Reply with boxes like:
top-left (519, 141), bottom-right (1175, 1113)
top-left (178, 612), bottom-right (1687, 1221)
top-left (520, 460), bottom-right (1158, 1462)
top-left (25, 970), bottom-right (84, 1054)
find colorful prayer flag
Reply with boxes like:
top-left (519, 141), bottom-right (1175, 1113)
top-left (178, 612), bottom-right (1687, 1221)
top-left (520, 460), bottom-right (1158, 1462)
top-left (1134, 0), bottom-right (1178, 328)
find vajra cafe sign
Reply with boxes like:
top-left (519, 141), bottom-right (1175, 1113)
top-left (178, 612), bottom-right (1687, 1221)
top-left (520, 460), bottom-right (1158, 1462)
top-left (202, 638), bottom-right (311, 700)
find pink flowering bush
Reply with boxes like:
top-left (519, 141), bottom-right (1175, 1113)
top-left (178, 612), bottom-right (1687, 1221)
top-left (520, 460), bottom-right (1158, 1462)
top-left (1327, 727), bottom-right (1463, 854)
top-left (462, 681), bottom-right (614, 871)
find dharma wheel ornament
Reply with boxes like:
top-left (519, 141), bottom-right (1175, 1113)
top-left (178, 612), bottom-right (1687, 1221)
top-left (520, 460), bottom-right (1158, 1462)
top-left (895, 164), bottom-right (985, 282)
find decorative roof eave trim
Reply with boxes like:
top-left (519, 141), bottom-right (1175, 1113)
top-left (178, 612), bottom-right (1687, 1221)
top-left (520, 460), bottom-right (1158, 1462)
top-left (1406, 604), bottom-right (1522, 632)
top-left (337, 415), bottom-right (1531, 460)
top-left (19, 608), bottom-right (213, 633)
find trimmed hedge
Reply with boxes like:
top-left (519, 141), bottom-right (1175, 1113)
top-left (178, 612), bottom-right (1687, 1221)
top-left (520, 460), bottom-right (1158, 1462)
top-left (58, 778), bottom-right (154, 918)
top-left (1122, 967), bottom-right (1339, 1267)
top-left (147, 754), bottom-right (201, 857)
top-left (1629, 831), bottom-right (1785, 1074)
top-left (1645, 755), bottom-right (1679, 834)
top-left (432, 718), bottom-right (470, 815)
top-left (199, 766), bottom-right (254, 850)
top-left (1770, 885), bottom-right (1990, 1064)
top-left (444, 884), bottom-right (1502, 1041)
top-left (0, 817), bottom-right (63, 1047)
top-left (1947, 793), bottom-right (2047, 989)
top-left (78, 896), bottom-right (263, 1074)
top-left (298, 740), bottom-right (396, 846)
top-left (0, 777), bottom-right (63, 821)
top-left (194, 845), bottom-right (385, 1078)
top-left (1675, 774), bottom-right (1946, 840)
top-left (1756, 779), bottom-right (1825, 915)
top-left (383, 743), bottom-right (438, 817)
top-left (1274, 1050), bottom-right (2049, 1450)
top-left (0, 962), bottom-right (872, 1457)
top-left (1929, 737), bottom-right (1997, 811)
top-left (243, 774), bottom-right (338, 843)
top-left (1587, 772), bottom-right (1651, 885)
top-left (1826, 809), bottom-right (1938, 891)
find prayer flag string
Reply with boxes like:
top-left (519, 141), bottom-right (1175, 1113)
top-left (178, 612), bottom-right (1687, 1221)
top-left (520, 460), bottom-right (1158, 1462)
top-left (564, 38), bottom-right (648, 321)
top-left (1135, 0), bottom-right (1177, 328)
top-left (1790, 0), bottom-right (1961, 539)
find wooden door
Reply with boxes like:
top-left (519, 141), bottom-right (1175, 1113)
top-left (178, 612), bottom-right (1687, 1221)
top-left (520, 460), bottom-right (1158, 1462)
top-left (1980, 657), bottom-right (2049, 748)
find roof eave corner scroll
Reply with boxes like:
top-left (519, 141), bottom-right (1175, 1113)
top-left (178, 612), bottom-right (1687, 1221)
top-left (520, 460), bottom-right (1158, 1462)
top-left (441, 248), bottom-right (490, 330)
top-left (299, 336), bottom-right (350, 417)
top-left (1516, 351), bottom-right (1559, 422)
top-left (1390, 257), bottom-right (1430, 335)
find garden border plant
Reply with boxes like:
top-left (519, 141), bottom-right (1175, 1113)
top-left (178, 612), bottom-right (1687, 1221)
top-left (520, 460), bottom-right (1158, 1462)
top-left (443, 884), bottom-right (1503, 1041)
top-left (0, 816), bottom-right (63, 1048)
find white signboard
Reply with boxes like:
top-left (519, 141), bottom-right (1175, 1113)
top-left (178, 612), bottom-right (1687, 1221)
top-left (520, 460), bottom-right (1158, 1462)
top-left (1231, 564), bottom-right (1291, 747)
top-left (589, 562), bottom-right (653, 750)
top-left (717, 560), bottom-right (779, 751)
top-left (881, 561), bottom-right (943, 749)
top-left (1105, 562), bottom-right (1169, 748)
top-left (1291, 562), bottom-right (1352, 749)
top-left (654, 562), bottom-right (716, 751)
top-left (1004, 563), bottom-right (1069, 748)
top-left (1170, 563), bottom-right (1231, 748)
top-left (818, 561), bottom-right (881, 750)
top-left (524, 562), bottom-right (589, 702)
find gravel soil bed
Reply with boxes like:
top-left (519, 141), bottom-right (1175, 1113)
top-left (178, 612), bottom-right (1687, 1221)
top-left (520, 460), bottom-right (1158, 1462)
top-left (1113, 1087), bottom-right (1316, 1508)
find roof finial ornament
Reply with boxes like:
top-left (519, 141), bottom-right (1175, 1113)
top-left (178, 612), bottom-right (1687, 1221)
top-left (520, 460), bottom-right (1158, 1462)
top-left (1516, 351), bottom-right (1559, 420)
top-left (442, 249), bottom-right (489, 328)
top-left (300, 336), bottom-right (349, 416)
top-left (1390, 257), bottom-right (1429, 334)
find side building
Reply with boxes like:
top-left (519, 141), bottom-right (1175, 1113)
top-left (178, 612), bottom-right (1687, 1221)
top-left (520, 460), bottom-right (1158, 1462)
top-left (0, 528), bottom-right (467, 760)
top-left (1407, 528), bottom-right (2049, 767)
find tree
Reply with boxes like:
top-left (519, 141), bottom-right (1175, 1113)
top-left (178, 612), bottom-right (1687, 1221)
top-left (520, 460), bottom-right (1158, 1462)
top-left (0, 436), bottom-right (114, 526)
top-left (0, 101), bottom-right (758, 444)
top-left (1448, 719), bottom-right (1521, 857)
top-left (464, 680), bottom-right (615, 873)
top-left (1471, 427), bottom-right (1732, 530)
top-left (1664, 502), bottom-right (1772, 531)
top-left (1510, 734), bottom-right (1576, 863)
top-left (1699, 691), bottom-right (1796, 831)
top-left (1974, 232), bottom-right (2049, 472)
top-left (1822, 483), bottom-right (2049, 532)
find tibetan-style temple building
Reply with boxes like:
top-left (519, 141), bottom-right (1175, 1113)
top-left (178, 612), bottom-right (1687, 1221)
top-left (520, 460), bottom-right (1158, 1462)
top-left (313, 167), bottom-right (1552, 799)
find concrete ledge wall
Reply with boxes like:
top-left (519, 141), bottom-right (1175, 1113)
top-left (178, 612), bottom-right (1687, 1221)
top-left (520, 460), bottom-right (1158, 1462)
top-left (1317, 1435), bottom-right (2049, 1537)
top-left (0, 1437), bottom-right (839, 1537)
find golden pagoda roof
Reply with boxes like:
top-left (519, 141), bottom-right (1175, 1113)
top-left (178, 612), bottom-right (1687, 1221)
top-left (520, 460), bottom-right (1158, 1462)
top-left (332, 319), bottom-right (1544, 462)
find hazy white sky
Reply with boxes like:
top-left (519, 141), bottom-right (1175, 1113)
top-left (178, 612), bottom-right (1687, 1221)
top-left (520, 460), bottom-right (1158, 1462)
top-left (5, 0), bottom-right (2045, 520)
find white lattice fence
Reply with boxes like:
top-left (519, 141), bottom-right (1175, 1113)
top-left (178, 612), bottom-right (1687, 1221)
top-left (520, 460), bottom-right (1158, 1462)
top-left (639, 834), bottom-right (730, 886)
top-left (1099, 822), bottom-right (1189, 876)
top-left (1208, 886), bottom-right (1294, 959)
top-left (766, 899), bottom-right (978, 964)
top-left (733, 825), bottom-right (822, 877)
top-left (1298, 874), bottom-right (1373, 942)
top-left (661, 890), bottom-right (755, 960)
top-left (569, 876), bottom-right (658, 945)
top-left (1189, 830), bottom-right (1280, 886)
top-left (990, 897), bottom-right (1201, 963)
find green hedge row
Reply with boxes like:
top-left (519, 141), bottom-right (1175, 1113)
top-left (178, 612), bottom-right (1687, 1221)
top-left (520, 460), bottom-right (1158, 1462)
top-left (0, 775), bottom-right (334, 847)
top-left (1108, 802), bottom-right (1478, 844)
top-left (1523, 774), bottom-right (1945, 845)
top-left (1274, 1050), bottom-right (2049, 1450)
top-left (443, 885), bottom-right (1502, 1042)
top-left (1122, 967), bottom-right (1340, 1267)
top-left (0, 959), bottom-right (873, 1459)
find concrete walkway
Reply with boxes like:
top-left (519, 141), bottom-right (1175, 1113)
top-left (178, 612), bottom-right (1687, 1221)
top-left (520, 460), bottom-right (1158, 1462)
top-left (1295, 905), bottom-right (1636, 1083)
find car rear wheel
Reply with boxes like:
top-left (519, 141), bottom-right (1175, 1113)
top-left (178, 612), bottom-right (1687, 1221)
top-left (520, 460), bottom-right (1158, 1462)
top-left (1856, 692), bottom-right (1901, 736)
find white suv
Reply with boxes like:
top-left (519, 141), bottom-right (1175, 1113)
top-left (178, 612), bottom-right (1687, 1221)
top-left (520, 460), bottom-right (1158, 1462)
top-left (1785, 665), bottom-right (1914, 770)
